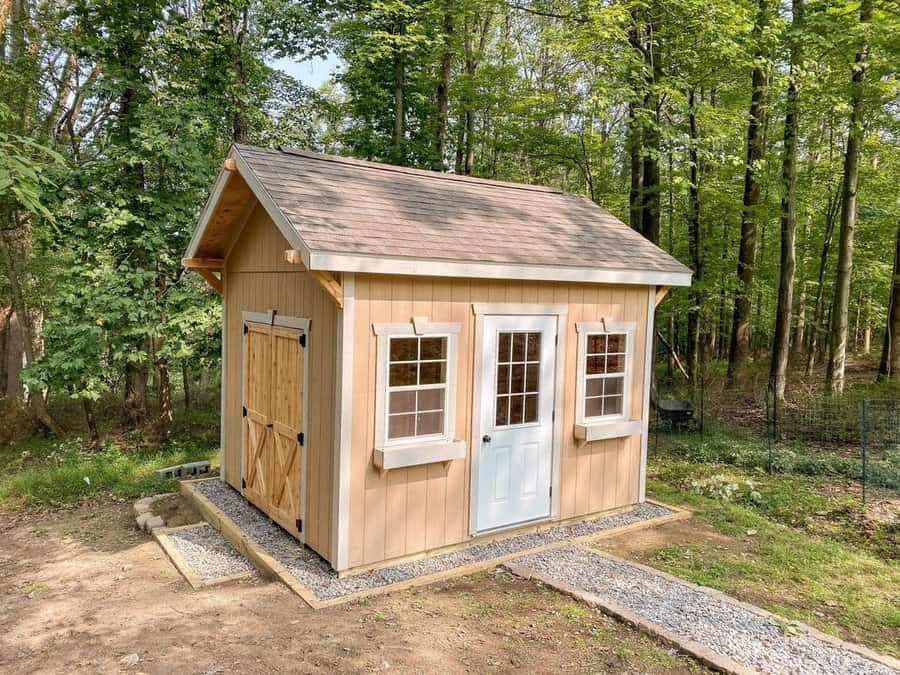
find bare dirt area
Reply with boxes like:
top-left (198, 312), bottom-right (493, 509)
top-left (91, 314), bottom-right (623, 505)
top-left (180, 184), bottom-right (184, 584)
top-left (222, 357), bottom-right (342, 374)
top-left (1, 498), bottom-right (708, 674)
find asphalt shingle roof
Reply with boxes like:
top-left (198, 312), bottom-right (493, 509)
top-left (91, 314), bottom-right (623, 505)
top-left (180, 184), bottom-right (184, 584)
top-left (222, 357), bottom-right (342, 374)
top-left (234, 144), bottom-right (691, 277)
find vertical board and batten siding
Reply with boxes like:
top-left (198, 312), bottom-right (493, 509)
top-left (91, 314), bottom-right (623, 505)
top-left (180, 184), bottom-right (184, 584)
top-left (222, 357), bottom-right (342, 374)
top-left (347, 274), bottom-right (648, 569)
top-left (223, 204), bottom-right (337, 562)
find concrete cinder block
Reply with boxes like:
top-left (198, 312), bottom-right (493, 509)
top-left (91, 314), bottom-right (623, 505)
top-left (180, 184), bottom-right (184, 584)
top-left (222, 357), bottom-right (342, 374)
top-left (145, 516), bottom-right (165, 531)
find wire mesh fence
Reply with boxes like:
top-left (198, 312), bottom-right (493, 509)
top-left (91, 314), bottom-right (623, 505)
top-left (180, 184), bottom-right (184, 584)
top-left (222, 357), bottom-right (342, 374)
top-left (765, 386), bottom-right (900, 502)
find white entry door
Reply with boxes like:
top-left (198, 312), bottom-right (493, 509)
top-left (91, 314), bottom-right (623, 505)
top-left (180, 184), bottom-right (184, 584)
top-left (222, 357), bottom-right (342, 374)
top-left (475, 314), bottom-right (557, 532)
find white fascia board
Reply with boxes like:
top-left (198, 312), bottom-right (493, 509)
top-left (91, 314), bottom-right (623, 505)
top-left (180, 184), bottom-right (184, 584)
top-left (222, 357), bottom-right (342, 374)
top-left (232, 148), bottom-right (312, 268)
top-left (185, 145), bottom-right (314, 269)
top-left (308, 251), bottom-right (692, 287)
top-left (184, 147), bottom-right (237, 259)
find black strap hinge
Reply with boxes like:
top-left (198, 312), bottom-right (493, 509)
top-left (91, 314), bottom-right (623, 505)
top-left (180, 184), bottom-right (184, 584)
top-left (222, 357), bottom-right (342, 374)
top-left (296, 518), bottom-right (302, 532)
top-left (242, 406), bottom-right (247, 417)
top-left (297, 432), bottom-right (304, 446)
top-left (243, 323), bottom-right (248, 334)
top-left (298, 333), bottom-right (306, 347)
top-left (241, 478), bottom-right (246, 489)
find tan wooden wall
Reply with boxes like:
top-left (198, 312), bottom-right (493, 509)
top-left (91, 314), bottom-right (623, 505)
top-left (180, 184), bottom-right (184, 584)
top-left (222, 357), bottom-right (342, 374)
top-left (223, 204), bottom-right (337, 561)
top-left (347, 275), bottom-right (649, 569)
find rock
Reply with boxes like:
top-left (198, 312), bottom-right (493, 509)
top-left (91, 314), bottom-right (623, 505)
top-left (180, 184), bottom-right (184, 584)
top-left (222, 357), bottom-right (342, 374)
top-left (136, 513), bottom-right (152, 531)
top-left (119, 653), bottom-right (140, 667)
top-left (145, 516), bottom-right (165, 531)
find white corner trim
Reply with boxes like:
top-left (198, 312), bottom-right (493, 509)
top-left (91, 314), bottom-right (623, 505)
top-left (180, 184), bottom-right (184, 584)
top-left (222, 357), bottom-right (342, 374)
top-left (374, 440), bottom-right (466, 470)
top-left (472, 302), bottom-right (568, 317)
top-left (574, 419), bottom-right (642, 441)
top-left (309, 251), bottom-right (692, 288)
top-left (219, 272), bottom-right (227, 484)
top-left (574, 321), bottom-right (636, 427)
top-left (333, 273), bottom-right (355, 571)
top-left (639, 286), bottom-right (655, 503)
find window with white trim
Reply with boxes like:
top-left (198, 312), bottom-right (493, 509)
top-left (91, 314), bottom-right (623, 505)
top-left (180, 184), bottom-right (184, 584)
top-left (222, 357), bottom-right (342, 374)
top-left (575, 321), bottom-right (635, 425)
top-left (387, 336), bottom-right (448, 440)
top-left (373, 319), bottom-right (461, 449)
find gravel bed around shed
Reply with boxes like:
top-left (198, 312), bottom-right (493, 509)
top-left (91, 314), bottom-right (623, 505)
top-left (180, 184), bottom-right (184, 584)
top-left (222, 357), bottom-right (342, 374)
top-left (511, 545), bottom-right (897, 675)
top-left (167, 524), bottom-right (255, 580)
top-left (196, 479), bottom-right (674, 601)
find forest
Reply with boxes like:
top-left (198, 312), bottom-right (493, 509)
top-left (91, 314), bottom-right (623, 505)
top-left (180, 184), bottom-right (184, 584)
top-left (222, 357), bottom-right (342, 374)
top-left (1, 0), bottom-right (898, 444)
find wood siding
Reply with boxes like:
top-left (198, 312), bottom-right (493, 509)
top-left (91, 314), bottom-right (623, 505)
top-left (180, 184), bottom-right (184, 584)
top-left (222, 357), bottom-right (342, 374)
top-left (223, 204), bottom-right (337, 562)
top-left (347, 275), bottom-right (649, 569)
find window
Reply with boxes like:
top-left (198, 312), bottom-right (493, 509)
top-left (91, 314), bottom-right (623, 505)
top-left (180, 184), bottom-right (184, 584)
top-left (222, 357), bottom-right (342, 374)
top-left (387, 336), bottom-right (448, 440)
top-left (575, 321), bottom-right (635, 425)
top-left (374, 318), bottom-right (461, 450)
top-left (494, 331), bottom-right (542, 427)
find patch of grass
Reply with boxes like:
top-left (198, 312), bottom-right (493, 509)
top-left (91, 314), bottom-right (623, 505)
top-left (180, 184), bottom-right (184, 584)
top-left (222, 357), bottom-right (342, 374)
top-left (0, 436), bottom-right (218, 508)
top-left (645, 478), bottom-right (900, 657)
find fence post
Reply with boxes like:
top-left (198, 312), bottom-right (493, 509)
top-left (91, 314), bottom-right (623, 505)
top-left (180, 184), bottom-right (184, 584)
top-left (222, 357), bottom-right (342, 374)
top-left (860, 399), bottom-right (868, 505)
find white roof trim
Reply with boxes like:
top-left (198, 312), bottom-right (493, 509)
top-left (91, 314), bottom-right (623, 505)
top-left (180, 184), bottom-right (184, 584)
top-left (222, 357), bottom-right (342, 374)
top-left (184, 146), bottom-right (313, 268)
top-left (308, 251), bottom-right (692, 287)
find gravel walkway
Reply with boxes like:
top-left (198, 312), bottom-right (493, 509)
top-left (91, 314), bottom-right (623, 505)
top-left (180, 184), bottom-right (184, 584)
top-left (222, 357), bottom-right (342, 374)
top-left (196, 479), bottom-right (673, 601)
top-left (167, 524), bottom-right (255, 580)
top-left (511, 546), bottom-right (897, 675)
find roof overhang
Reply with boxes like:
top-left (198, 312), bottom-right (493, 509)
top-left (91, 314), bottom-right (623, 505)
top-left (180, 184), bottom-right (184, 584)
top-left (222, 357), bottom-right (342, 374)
top-left (185, 145), bottom-right (692, 289)
top-left (307, 250), bottom-right (692, 287)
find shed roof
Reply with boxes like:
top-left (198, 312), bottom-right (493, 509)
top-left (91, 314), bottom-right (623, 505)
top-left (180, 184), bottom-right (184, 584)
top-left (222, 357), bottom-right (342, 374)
top-left (186, 144), bottom-right (691, 287)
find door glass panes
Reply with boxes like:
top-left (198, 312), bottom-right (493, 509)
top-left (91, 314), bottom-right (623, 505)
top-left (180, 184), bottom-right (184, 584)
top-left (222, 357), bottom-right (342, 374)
top-left (387, 336), bottom-right (448, 440)
top-left (584, 333), bottom-right (627, 419)
top-left (495, 332), bottom-right (541, 426)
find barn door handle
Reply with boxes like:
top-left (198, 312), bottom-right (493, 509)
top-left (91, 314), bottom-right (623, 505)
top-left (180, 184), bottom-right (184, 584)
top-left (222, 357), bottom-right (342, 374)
top-left (482, 435), bottom-right (491, 443)
top-left (266, 423), bottom-right (273, 429)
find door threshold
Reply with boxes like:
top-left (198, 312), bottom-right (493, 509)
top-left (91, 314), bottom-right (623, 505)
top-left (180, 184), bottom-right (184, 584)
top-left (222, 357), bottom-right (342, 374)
top-left (474, 514), bottom-right (552, 538)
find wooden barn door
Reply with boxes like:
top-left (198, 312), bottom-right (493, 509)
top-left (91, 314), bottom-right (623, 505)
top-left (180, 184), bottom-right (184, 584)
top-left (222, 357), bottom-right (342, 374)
top-left (242, 318), bottom-right (306, 540)
top-left (268, 325), bottom-right (304, 536)
top-left (243, 322), bottom-right (272, 511)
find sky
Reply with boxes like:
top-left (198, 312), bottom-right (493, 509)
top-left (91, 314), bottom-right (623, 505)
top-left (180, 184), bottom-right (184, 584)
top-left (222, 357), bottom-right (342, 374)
top-left (268, 53), bottom-right (341, 89)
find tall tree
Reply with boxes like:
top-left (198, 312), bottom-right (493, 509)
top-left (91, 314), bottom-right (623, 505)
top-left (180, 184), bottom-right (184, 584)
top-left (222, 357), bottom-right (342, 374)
top-left (727, 0), bottom-right (772, 384)
top-left (770, 0), bottom-right (803, 401)
top-left (877, 222), bottom-right (900, 380)
top-left (826, 0), bottom-right (873, 394)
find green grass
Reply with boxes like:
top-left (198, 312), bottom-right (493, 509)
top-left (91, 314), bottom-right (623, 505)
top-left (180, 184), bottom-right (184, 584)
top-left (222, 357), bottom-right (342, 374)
top-left (643, 467), bottom-right (900, 656)
top-left (0, 407), bottom-right (220, 508)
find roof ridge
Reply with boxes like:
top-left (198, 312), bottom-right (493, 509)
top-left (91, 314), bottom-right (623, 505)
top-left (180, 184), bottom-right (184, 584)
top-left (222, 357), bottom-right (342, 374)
top-left (238, 144), bottom-right (568, 196)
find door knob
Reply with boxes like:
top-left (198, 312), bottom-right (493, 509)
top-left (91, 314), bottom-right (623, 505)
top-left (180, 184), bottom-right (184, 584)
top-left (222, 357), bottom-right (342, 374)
top-left (482, 435), bottom-right (491, 443)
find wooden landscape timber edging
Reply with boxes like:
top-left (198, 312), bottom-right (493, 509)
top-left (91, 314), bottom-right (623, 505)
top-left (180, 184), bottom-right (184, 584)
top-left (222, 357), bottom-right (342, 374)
top-left (152, 523), bottom-right (254, 591)
top-left (505, 546), bottom-right (900, 675)
top-left (180, 478), bottom-right (691, 609)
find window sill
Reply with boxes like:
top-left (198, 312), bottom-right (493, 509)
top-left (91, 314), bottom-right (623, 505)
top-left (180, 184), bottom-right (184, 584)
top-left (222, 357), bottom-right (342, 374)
top-left (374, 439), bottom-right (466, 471)
top-left (574, 419), bottom-right (642, 442)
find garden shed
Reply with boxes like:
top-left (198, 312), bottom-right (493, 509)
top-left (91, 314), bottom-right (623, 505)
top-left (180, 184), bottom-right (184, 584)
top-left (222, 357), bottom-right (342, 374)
top-left (183, 144), bottom-right (691, 574)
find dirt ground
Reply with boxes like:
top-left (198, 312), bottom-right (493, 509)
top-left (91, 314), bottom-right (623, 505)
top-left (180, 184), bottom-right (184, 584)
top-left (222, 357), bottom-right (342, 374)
top-left (0, 498), bottom-right (709, 674)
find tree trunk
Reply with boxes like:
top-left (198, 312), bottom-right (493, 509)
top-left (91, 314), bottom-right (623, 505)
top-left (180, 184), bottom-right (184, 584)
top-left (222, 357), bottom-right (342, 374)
top-left (82, 397), bottom-right (100, 449)
top-left (182, 362), bottom-right (191, 410)
top-left (640, 17), bottom-right (661, 245)
top-left (123, 361), bottom-right (149, 430)
top-left (434, 3), bottom-right (454, 170)
top-left (805, 189), bottom-right (839, 374)
top-left (826, 0), bottom-right (872, 394)
top-left (392, 33), bottom-right (404, 163)
top-left (454, 111), bottom-right (465, 174)
top-left (727, 0), bottom-right (771, 385)
top-left (877, 223), bottom-right (900, 380)
top-left (686, 87), bottom-right (702, 381)
top-left (0, 305), bottom-right (10, 395)
top-left (770, 0), bottom-right (802, 401)
top-left (627, 101), bottom-right (643, 231)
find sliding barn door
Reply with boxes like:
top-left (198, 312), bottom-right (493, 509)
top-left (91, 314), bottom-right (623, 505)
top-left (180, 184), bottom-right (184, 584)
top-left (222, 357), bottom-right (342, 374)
top-left (242, 320), bottom-right (306, 539)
